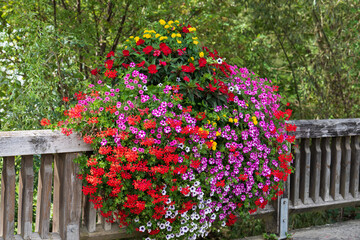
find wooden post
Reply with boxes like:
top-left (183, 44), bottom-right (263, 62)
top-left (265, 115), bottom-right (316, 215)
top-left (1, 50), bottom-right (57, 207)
top-left (300, 138), bottom-right (311, 204)
top-left (290, 139), bottom-right (301, 206)
top-left (310, 138), bottom-right (321, 203)
top-left (53, 153), bottom-right (82, 240)
top-left (341, 136), bottom-right (351, 199)
top-left (331, 137), bottom-right (342, 200)
top-left (84, 196), bottom-right (97, 233)
top-left (18, 155), bottom-right (34, 239)
top-left (35, 154), bottom-right (54, 238)
top-left (350, 136), bottom-right (360, 198)
top-left (320, 137), bottom-right (331, 201)
top-left (0, 157), bottom-right (16, 240)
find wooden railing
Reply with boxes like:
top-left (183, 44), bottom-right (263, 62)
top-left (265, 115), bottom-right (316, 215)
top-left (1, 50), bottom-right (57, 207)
top-left (0, 119), bottom-right (359, 240)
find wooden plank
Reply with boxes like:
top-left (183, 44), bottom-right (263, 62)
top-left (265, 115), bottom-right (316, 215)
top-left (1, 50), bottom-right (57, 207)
top-left (35, 154), bottom-right (53, 238)
top-left (300, 138), bottom-right (311, 204)
top-left (350, 136), bottom-right (360, 198)
top-left (0, 157), bottom-right (16, 239)
top-left (18, 155), bottom-right (34, 239)
top-left (290, 139), bottom-right (301, 206)
top-left (53, 153), bottom-right (82, 240)
top-left (340, 136), bottom-right (351, 199)
top-left (84, 196), bottom-right (97, 233)
top-left (287, 119), bottom-right (360, 138)
top-left (0, 130), bottom-right (92, 157)
top-left (330, 137), bottom-right (342, 200)
top-left (310, 138), bottom-right (321, 203)
top-left (100, 216), bottom-right (112, 231)
top-left (320, 137), bottom-right (332, 201)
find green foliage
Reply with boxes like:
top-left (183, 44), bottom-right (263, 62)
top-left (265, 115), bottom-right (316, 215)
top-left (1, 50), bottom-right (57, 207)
top-left (1, 0), bottom-right (360, 130)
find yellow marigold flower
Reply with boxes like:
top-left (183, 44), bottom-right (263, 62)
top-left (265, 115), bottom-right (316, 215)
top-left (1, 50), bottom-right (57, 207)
top-left (175, 20), bottom-right (179, 24)
top-left (124, 46), bottom-right (127, 49)
top-left (168, 20), bottom-right (174, 25)
top-left (207, 120), bottom-right (210, 124)
top-left (176, 33), bottom-right (181, 37)
top-left (216, 131), bottom-right (221, 136)
top-left (188, 27), bottom-right (196, 32)
top-left (223, 114), bottom-right (226, 118)
top-left (199, 127), bottom-right (203, 131)
top-left (159, 19), bottom-right (166, 25)
top-left (129, 36), bottom-right (134, 39)
top-left (191, 57), bottom-right (194, 61)
top-left (229, 118), bottom-right (233, 123)
top-left (177, 40), bottom-right (182, 44)
top-left (171, 33), bottom-right (176, 38)
top-left (246, 103), bottom-right (249, 106)
top-left (252, 116), bottom-right (258, 125)
top-left (199, 52), bottom-right (204, 58)
top-left (234, 118), bottom-right (238, 123)
top-left (143, 34), bottom-right (152, 39)
top-left (126, 39), bottom-right (129, 42)
top-left (134, 36), bottom-right (139, 42)
top-left (155, 34), bottom-right (161, 38)
top-left (217, 116), bottom-right (220, 121)
top-left (193, 41), bottom-right (199, 45)
top-left (160, 36), bottom-right (168, 41)
top-left (164, 25), bottom-right (170, 29)
top-left (192, 37), bottom-right (198, 40)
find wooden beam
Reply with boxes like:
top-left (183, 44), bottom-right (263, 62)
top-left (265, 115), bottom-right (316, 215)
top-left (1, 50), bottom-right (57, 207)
top-left (0, 130), bottom-right (92, 157)
top-left (288, 119), bottom-right (360, 138)
top-left (0, 157), bottom-right (16, 239)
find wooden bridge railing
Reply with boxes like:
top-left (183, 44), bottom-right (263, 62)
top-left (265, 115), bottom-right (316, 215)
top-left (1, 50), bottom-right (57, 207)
top-left (0, 119), bottom-right (359, 240)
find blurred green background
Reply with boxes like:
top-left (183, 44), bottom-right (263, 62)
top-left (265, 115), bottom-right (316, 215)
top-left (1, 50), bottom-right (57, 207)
top-left (1, 0), bottom-right (359, 131)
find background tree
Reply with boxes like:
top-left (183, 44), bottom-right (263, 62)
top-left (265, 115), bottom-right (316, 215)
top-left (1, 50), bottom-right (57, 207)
top-left (0, 0), bottom-right (359, 130)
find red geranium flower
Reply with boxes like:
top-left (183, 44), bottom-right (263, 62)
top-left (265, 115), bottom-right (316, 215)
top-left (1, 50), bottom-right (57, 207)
top-left (143, 46), bottom-right (153, 54)
top-left (184, 76), bottom-right (190, 82)
top-left (106, 51), bottom-right (114, 58)
top-left (90, 68), bottom-right (98, 75)
top-left (123, 50), bottom-right (130, 57)
top-left (159, 43), bottom-right (171, 56)
top-left (105, 59), bottom-right (113, 70)
top-left (137, 61), bottom-right (145, 67)
top-left (136, 39), bottom-right (145, 45)
top-left (148, 64), bottom-right (158, 74)
top-left (198, 58), bottom-right (207, 67)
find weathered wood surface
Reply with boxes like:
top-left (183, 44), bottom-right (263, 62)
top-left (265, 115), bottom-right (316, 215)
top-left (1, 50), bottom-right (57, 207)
top-left (84, 196), bottom-right (97, 233)
top-left (350, 136), bottom-right (360, 198)
top-left (330, 137), bottom-right (342, 201)
top-left (290, 139), bottom-right (301, 206)
top-left (0, 157), bottom-right (16, 240)
top-left (300, 139), bottom-right (311, 204)
top-left (35, 154), bottom-right (54, 239)
top-left (54, 153), bottom-right (83, 240)
top-left (340, 136), bottom-right (351, 199)
top-left (320, 138), bottom-right (331, 201)
top-left (288, 118), bottom-right (360, 138)
top-left (310, 138), bottom-right (321, 203)
top-left (0, 130), bottom-right (92, 157)
top-left (18, 155), bottom-right (34, 239)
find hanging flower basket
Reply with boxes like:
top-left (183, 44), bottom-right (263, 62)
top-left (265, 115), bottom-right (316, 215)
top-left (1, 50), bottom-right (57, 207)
top-left (42, 19), bottom-right (296, 240)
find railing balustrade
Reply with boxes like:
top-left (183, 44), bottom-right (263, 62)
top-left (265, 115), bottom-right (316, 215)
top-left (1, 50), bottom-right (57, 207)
top-left (0, 119), bottom-right (359, 240)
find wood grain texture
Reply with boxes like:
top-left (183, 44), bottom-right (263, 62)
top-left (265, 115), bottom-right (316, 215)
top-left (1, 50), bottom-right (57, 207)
top-left (300, 139), bottom-right (311, 204)
top-left (340, 136), bottom-right (351, 199)
top-left (0, 130), bottom-right (92, 157)
top-left (310, 138), bottom-right (321, 203)
top-left (320, 138), bottom-right (332, 201)
top-left (35, 154), bottom-right (53, 239)
top-left (287, 119), bottom-right (360, 138)
top-left (84, 196), bottom-right (97, 233)
top-left (330, 137), bottom-right (342, 200)
top-left (0, 157), bottom-right (16, 239)
top-left (290, 139), bottom-right (301, 206)
top-left (350, 136), bottom-right (360, 198)
top-left (53, 153), bottom-right (83, 240)
top-left (18, 155), bottom-right (34, 239)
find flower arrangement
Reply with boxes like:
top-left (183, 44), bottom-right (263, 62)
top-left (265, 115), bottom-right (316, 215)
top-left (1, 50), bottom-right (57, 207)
top-left (42, 19), bottom-right (296, 240)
